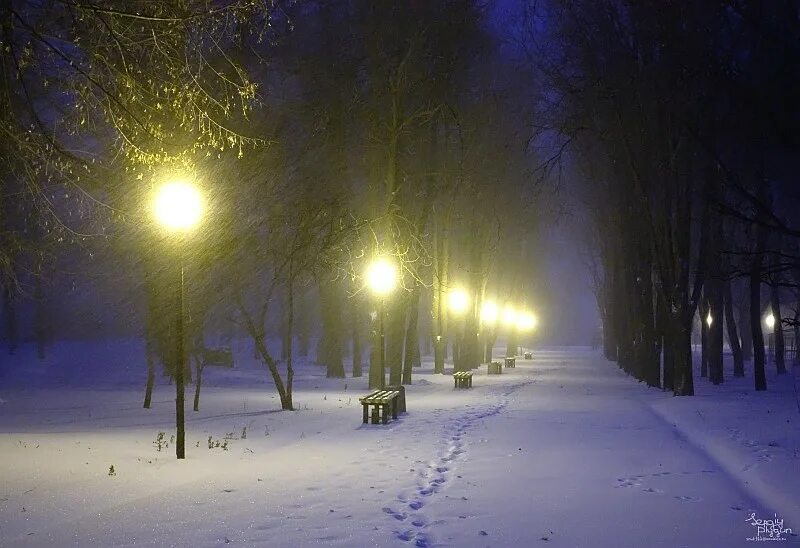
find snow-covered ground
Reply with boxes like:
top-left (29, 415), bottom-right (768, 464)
top-left (1, 342), bottom-right (798, 547)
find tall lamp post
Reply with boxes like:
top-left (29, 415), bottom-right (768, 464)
top-left (516, 311), bottom-right (538, 352)
top-left (766, 312), bottom-right (775, 363)
top-left (502, 305), bottom-right (517, 357)
top-left (153, 179), bottom-right (203, 460)
top-left (366, 257), bottom-right (398, 389)
top-left (449, 288), bottom-right (469, 371)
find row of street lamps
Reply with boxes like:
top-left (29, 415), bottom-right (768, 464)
top-left (363, 256), bottom-right (539, 386)
top-left (705, 311), bottom-right (776, 330)
top-left (151, 181), bottom-right (542, 458)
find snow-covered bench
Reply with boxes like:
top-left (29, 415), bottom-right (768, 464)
top-left (453, 371), bottom-right (473, 388)
top-left (360, 388), bottom-right (402, 424)
top-left (488, 361), bottom-right (502, 375)
top-left (523, 352), bottom-right (533, 359)
top-left (504, 357), bottom-right (516, 368)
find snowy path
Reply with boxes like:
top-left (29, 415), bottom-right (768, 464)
top-left (0, 348), bottom-right (795, 547)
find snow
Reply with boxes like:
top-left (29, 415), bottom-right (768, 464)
top-left (1, 343), bottom-right (798, 546)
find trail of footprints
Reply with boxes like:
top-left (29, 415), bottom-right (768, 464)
top-left (385, 381), bottom-right (533, 547)
top-left (615, 469), bottom-right (715, 503)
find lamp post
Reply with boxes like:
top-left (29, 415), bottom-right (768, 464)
top-left (516, 311), bottom-right (538, 353)
top-left (366, 257), bottom-right (398, 389)
top-left (153, 179), bottom-right (203, 460)
top-left (480, 300), bottom-right (498, 363)
top-left (449, 288), bottom-right (469, 371)
top-left (766, 312), bottom-right (775, 363)
top-left (502, 305), bottom-right (518, 357)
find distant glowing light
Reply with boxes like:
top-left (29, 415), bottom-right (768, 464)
top-left (154, 180), bottom-right (203, 231)
top-left (481, 301), bottom-right (498, 325)
top-left (765, 313), bottom-right (775, 330)
top-left (502, 305), bottom-right (517, 326)
top-left (517, 312), bottom-right (538, 332)
top-left (366, 257), bottom-right (398, 296)
top-left (449, 288), bottom-right (469, 314)
top-left (706, 312), bottom-right (713, 327)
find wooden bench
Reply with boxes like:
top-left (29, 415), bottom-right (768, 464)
top-left (453, 371), bottom-right (473, 388)
top-left (504, 357), bottom-right (516, 368)
top-left (523, 352), bottom-right (533, 359)
top-left (359, 389), bottom-right (401, 424)
top-left (488, 361), bottom-right (502, 375)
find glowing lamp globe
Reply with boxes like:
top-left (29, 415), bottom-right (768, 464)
top-left (449, 288), bottom-right (469, 314)
top-left (366, 258), bottom-right (398, 296)
top-left (706, 312), bottom-right (713, 327)
top-left (517, 312), bottom-right (538, 332)
top-left (765, 313), bottom-right (775, 330)
top-left (502, 305), bottom-right (517, 326)
top-left (481, 301), bottom-right (499, 325)
top-left (154, 180), bottom-right (203, 231)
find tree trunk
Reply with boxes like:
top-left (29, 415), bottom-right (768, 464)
top-left (320, 280), bottom-right (345, 378)
top-left (708, 282), bottom-right (724, 385)
top-left (700, 301), bottom-right (709, 378)
top-left (750, 265), bottom-right (767, 391)
top-left (297, 291), bottom-right (310, 358)
top-left (724, 279), bottom-right (744, 377)
top-left (402, 287), bottom-right (420, 384)
top-left (738, 285), bottom-right (753, 361)
top-left (432, 218), bottom-right (448, 374)
top-left (143, 338), bottom-right (156, 409)
top-left (280, 294), bottom-right (290, 361)
top-left (352, 300), bottom-right (362, 378)
top-left (284, 274), bottom-right (295, 411)
top-left (670, 311), bottom-right (694, 396)
top-left (193, 359), bottom-right (203, 412)
top-left (387, 294), bottom-right (406, 385)
top-left (770, 284), bottom-right (786, 375)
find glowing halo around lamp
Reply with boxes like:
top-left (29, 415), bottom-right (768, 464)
top-left (502, 305), bottom-right (517, 326)
top-left (449, 288), bottom-right (469, 314)
top-left (365, 257), bottom-right (398, 296)
top-left (706, 312), bottom-right (713, 327)
top-left (481, 300), bottom-right (498, 325)
top-left (765, 313), bottom-right (775, 330)
top-left (517, 312), bottom-right (538, 332)
top-left (154, 180), bottom-right (203, 231)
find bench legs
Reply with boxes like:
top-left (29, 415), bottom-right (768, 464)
top-left (363, 400), bottom-right (401, 424)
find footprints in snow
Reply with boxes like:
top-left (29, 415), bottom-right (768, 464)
top-left (727, 427), bottom-right (777, 471)
top-left (615, 470), bottom-right (713, 502)
top-left (388, 394), bottom-right (522, 546)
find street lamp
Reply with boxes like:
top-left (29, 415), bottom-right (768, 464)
top-left (153, 179), bottom-right (204, 460)
top-left (516, 311), bottom-right (538, 354)
top-left (517, 312), bottom-right (538, 332)
top-left (366, 257), bottom-right (398, 389)
top-left (765, 312), bottom-right (776, 362)
top-left (449, 288), bottom-right (469, 315)
top-left (706, 312), bottom-right (713, 328)
top-left (448, 288), bottom-right (470, 370)
top-left (502, 305), bottom-right (517, 326)
top-left (501, 304), bottom-right (519, 356)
